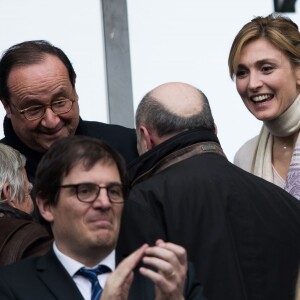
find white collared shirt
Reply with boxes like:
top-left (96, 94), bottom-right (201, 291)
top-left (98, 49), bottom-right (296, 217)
top-left (53, 243), bottom-right (115, 300)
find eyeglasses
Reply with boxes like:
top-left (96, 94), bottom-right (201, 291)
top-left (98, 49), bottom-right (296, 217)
top-left (13, 98), bottom-right (75, 120)
top-left (59, 182), bottom-right (124, 203)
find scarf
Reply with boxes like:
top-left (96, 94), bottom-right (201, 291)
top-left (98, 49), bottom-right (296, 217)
top-left (252, 93), bottom-right (300, 199)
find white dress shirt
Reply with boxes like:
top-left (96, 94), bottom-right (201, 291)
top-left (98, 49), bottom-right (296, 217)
top-left (53, 243), bottom-right (116, 300)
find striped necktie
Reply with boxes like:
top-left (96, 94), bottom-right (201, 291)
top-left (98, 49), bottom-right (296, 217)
top-left (76, 265), bottom-right (111, 300)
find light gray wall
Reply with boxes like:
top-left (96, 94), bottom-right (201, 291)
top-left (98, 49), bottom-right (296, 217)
top-left (0, 0), bottom-right (300, 161)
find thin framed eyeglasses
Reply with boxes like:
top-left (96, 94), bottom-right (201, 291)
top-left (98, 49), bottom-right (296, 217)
top-left (59, 182), bottom-right (124, 203)
top-left (13, 98), bottom-right (75, 121)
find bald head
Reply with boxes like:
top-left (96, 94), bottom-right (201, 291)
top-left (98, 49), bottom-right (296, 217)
top-left (148, 82), bottom-right (203, 117)
top-left (135, 82), bottom-right (215, 154)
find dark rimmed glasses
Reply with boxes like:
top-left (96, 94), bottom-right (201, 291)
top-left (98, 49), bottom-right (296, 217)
top-left (13, 98), bottom-right (75, 120)
top-left (59, 182), bottom-right (124, 203)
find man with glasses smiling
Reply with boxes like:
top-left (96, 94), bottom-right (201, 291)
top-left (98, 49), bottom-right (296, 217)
top-left (0, 136), bottom-right (205, 300)
top-left (0, 40), bottom-right (138, 184)
top-left (13, 98), bottom-right (76, 121)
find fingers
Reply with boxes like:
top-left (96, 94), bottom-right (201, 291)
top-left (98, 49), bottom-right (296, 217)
top-left (143, 240), bottom-right (187, 276)
top-left (139, 240), bottom-right (187, 298)
top-left (155, 239), bottom-right (187, 266)
top-left (102, 244), bottom-right (149, 300)
top-left (115, 243), bottom-right (149, 279)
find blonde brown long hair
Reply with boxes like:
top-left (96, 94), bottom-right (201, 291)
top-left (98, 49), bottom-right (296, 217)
top-left (228, 13), bottom-right (300, 80)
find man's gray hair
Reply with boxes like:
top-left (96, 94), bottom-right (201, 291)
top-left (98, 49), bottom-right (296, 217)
top-left (0, 144), bottom-right (26, 203)
top-left (135, 89), bottom-right (215, 137)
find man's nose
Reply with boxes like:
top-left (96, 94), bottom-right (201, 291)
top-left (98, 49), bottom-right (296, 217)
top-left (92, 188), bottom-right (112, 209)
top-left (40, 107), bottom-right (61, 128)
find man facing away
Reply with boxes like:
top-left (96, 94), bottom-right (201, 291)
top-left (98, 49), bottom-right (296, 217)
top-left (0, 40), bottom-right (138, 183)
top-left (0, 135), bottom-right (205, 300)
top-left (118, 82), bottom-right (300, 300)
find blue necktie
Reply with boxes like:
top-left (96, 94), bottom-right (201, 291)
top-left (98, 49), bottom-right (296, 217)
top-left (77, 265), bottom-right (111, 300)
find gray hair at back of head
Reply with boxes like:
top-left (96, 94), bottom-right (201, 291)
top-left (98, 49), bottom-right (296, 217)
top-left (0, 144), bottom-right (26, 203)
top-left (135, 89), bottom-right (215, 137)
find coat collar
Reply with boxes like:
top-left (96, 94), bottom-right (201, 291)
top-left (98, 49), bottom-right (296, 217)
top-left (2, 117), bottom-right (84, 183)
top-left (0, 203), bottom-right (33, 220)
top-left (128, 128), bottom-right (220, 184)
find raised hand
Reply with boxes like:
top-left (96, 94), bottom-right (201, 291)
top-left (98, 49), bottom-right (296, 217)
top-left (139, 239), bottom-right (187, 300)
top-left (100, 244), bottom-right (149, 300)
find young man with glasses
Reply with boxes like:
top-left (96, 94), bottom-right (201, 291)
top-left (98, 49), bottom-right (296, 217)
top-left (0, 136), bottom-right (205, 300)
top-left (0, 40), bottom-right (138, 183)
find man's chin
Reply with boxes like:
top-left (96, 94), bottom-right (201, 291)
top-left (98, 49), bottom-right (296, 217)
top-left (36, 138), bottom-right (59, 152)
top-left (37, 132), bottom-right (73, 152)
top-left (93, 232), bottom-right (117, 247)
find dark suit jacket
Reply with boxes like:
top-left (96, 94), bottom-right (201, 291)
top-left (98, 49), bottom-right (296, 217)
top-left (0, 249), bottom-right (205, 300)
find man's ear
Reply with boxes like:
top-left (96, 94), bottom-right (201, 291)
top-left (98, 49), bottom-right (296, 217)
top-left (1, 182), bottom-right (16, 208)
top-left (2, 182), bottom-right (10, 200)
top-left (138, 126), bottom-right (155, 154)
top-left (36, 196), bottom-right (54, 222)
top-left (214, 123), bottom-right (218, 135)
top-left (1, 100), bottom-right (12, 118)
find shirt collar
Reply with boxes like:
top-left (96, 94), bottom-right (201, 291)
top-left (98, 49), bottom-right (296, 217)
top-left (53, 242), bottom-right (116, 277)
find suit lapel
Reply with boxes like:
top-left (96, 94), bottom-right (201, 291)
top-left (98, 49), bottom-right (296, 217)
top-left (34, 249), bottom-right (155, 300)
top-left (35, 249), bottom-right (84, 300)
